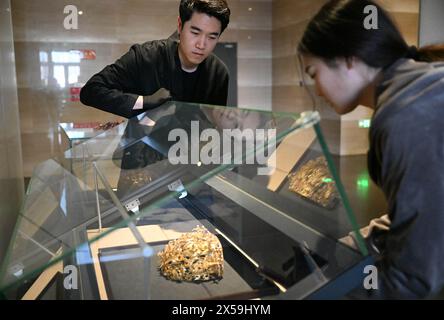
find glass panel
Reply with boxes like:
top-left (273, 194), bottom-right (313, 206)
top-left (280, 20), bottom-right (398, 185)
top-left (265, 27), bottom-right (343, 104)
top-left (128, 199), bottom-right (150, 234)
top-left (40, 65), bottom-right (48, 86)
top-left (68, 66), bottom-right (80, 85)
top-left (0, 102), bottom-right (366, 300)
top-left (53, 65), bottom-right (65, 88)
top-left (39, 51), bottom-right (48, 63)
top-left (51, 51), bottom-right (81, 64)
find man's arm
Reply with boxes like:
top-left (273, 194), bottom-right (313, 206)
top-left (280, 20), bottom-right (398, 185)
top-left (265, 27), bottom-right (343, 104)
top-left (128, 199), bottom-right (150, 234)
top-left (80, 44), bottom-right (171, 118)
top-left (80, 44), bottom-right (142, 118)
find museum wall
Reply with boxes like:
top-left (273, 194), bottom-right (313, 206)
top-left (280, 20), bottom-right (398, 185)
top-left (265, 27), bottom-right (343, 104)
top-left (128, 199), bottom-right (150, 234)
top-left (0, 0), bottom-right (24, 265)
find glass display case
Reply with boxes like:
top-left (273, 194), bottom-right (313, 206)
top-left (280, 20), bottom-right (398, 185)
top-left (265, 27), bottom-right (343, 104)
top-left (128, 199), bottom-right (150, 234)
top-left (0, 101), bottom-right (371, 300)
top-left (59, 121), bottom-right (126, 149)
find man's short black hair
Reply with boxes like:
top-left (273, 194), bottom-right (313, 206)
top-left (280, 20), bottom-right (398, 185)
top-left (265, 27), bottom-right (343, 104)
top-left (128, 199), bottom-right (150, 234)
top-left (179, 0), bottom-right (231, 34)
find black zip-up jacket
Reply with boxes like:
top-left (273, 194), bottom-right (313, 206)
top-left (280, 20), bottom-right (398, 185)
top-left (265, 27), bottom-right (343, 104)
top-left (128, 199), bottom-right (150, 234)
top-left (80, 33), bottom-right (229, 118)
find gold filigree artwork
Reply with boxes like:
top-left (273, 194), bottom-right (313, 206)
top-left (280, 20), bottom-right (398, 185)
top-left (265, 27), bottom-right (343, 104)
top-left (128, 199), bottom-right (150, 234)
top-left (94, 120), bottom-right (124, 130)
top-left (158, 226), bottom-right (224, 282)
top-left (288, 157), bottom-right (339, 209)
top-left (120, 169), bottom-right (153, 187)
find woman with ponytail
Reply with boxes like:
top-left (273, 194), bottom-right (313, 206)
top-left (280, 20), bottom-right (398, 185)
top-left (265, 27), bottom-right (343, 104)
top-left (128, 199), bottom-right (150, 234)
top-left (299, 0), bottom-right (444, 299)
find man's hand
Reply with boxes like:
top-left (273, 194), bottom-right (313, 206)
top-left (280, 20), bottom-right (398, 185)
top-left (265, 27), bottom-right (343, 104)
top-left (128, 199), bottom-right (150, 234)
top-left (143, 88), bottom-right (173, 109)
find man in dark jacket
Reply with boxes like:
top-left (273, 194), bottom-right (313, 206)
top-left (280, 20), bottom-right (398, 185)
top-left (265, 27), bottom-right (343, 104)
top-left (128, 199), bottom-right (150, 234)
top-left (80, 0), bottom-right (231, 118)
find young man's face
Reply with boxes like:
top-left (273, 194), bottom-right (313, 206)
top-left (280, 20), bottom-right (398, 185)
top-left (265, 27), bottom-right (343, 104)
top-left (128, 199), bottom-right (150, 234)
top-left (178, 12), bottom-right (222, 71)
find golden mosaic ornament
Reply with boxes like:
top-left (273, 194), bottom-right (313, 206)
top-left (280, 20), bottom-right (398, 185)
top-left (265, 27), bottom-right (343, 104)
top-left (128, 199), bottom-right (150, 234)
top-left (158, 226), bottom-right (224, 282)
top-left (288, 156), bottom-right (339, 209)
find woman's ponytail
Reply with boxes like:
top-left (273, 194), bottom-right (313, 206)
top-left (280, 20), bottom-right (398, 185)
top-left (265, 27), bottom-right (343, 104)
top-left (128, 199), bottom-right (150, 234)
top-left (415, 45), bottom-right (444, 62)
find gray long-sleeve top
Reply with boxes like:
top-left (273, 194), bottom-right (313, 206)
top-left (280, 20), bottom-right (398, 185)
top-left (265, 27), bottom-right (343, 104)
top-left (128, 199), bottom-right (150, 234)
top-left (366, 58), bottom-right (444, 299)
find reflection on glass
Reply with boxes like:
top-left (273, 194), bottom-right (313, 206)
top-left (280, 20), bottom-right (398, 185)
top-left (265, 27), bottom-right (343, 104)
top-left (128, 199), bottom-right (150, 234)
top-left (287, 156), bottom-right (339, 209)
top-left (40, 65), bottom-right (48, 86)
top-left (51, 51), bottom-right (81, 63)
top-left (39, 51), bottom-right (48, 63)
top-left (357, 172), bottom-right (370, 198)
top-left (53, 65), bottom-right (65, 88)
top-left (68, 66), bottom-right (80, 84)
